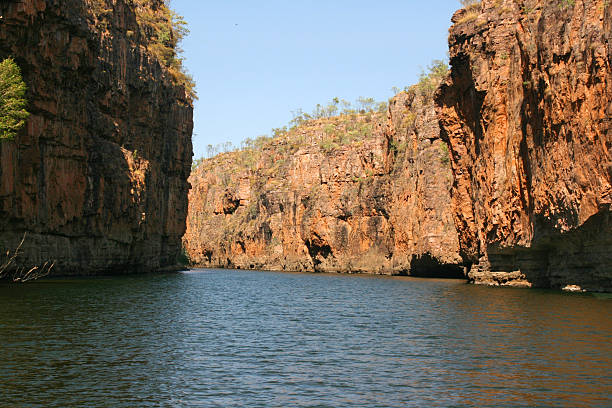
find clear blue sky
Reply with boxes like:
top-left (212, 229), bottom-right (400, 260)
top-left (170, 0), bottom-right (463, 160)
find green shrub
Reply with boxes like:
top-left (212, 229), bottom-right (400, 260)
top-left (401, 112), bottom-right (417, 129)
top-left (439, 142), bottom-right (450, 164)
top-left (192, 156), bottom-right (204, 171)
top-left (320, 139), bottom-right (339, 153)
top-left (413, 60), bottom-right (449, 98)
top-left (0, 58), bottom-right (29, 140)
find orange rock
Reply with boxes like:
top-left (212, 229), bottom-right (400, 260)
top-left (435, 0), bottom-right (611, 291)
top-left (185, 91), bottom-right (462, 277)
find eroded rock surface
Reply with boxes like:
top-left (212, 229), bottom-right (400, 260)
top-left (0, 0), bottom-right (193, 275)
top-left (435, 0), bottom-right (611, 290)
top-left (185, 91), bottom-right (461, 276)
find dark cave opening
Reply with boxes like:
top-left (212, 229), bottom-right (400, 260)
top-left (409, 253), bottom-right (465, 279)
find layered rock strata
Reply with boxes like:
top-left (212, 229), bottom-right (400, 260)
top-left (435, 0), bottom-right (611, 290)
top-left (185, 91), bottom-right (462, 276)
top-left (0, 0), bottom-right (193, 275)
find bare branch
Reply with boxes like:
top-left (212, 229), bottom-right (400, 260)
top-left (0, 232), bottom-right (26, 278)
top-left (0, 232), bottom-right (55, 282)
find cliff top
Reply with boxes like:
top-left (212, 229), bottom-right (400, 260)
top-left (86, 0), bottom-right (196, 100)
top-left (192, 59), bottom-right (449, 178)
top-left (191, 111), bottom-right (385, 189)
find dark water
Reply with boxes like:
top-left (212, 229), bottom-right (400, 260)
top-left (0, 269), bottom-right (611, 407)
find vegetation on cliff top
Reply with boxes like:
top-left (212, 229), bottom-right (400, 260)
top-left (132, 0), bottom-right (195, 99)
top-left (0, 58), bottom-right (29, 140)
top-left (457, 0), bottom-right (482, 23)
top-left (87, 0), bottom-right (196, 99)
top-left (192, 96), bottom-right (388, 170)
top-left (411, 60), bottom-right (449, 98)
top-left (192, 60), bottom-right (450, 171)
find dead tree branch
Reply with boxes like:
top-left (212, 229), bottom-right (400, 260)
top-left (0, 232), bottom-right (54, 282)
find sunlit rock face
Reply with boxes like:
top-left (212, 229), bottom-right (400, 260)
top-left (435, 0), bottom-right (611, 290)
top-left (185, 90), bottom-right (462, 277)
top-left (0, 0), bottom-right (193, 275)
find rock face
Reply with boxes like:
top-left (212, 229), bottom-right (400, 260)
top-left (184, 91), bottom-right (462, 276)
top-left (0, 0), bottom-right (193, 275)
top-left (435, 0), bottom-right (611, 290)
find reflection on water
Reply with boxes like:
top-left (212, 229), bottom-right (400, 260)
top-left (0, 269), bottom-right (610, 407)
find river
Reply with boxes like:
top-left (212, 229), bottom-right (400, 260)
top-left (1, 269), bottom-right (610, 407)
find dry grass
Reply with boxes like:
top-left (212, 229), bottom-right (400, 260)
top-left (457, 0), bottom-right (482, 24)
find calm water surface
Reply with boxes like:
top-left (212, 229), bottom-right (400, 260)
top-left (0, 269), bottom-right (611, 407)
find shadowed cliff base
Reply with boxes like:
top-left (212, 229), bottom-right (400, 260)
top-left (408, 253), bottom-right (465, 279)
top-left (468, 206), bottom-right (612, 292)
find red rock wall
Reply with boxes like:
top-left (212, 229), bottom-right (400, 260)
top-left (0, 0), bottom-right (193, 275)
top-left (435, 0), bottom-right (611, 290)
top-left (184, 91), bottom-right (461, 276)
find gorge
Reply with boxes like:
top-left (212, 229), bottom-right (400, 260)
top-left (186, 0), bottom-right (611, 291)
top-left (1, 2), bottom-right (611, 406)
top-left (184, 74), bottom-right (463, 277)
top-left (0, 0), bottom-right (609, 292)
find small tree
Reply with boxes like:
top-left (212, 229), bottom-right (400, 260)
top-left (0, 57), bottom-right (29, 140)
top-left (357, 96), bottom-right (375, 113)
top-left (414, 59), bottom-right (449, 98)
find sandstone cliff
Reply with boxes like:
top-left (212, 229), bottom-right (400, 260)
top-left (0, 0), bottom-right (193, 276)
top-left (435, 0), bottom-right (611, 290)
top-left (184, 89), bottom-right (462, 276)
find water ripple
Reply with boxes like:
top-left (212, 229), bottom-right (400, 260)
top-left (0, 269), bottom-right (611, 407)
